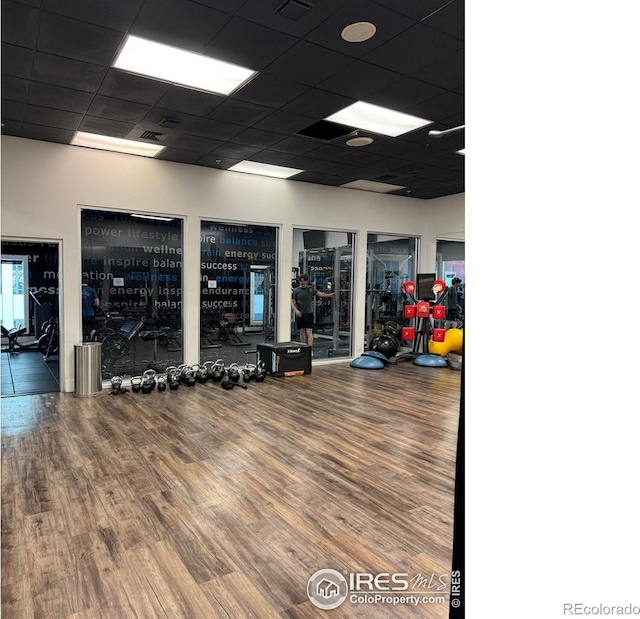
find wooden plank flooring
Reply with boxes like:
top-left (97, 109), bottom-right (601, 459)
top-left (1, 361), bottom-right (462, 618)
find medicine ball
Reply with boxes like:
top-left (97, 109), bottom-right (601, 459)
top-left (370, 334), bottom-right (399, 359)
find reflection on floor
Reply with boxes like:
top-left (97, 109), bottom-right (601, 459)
top-left (1, 351), bottom-right (60, 397)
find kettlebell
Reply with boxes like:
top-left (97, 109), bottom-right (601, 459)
top-left (141, 369), bottom-right (157, 393)
top-left (166, 366), bottom-right (180, 390)
top-left (227, 363), bottom-right (240, 383)
top-left (242, 364), bottom-right (255, 383)
top-left (110, 375), bottom-right (127, 395)
top-left (157, 374), bottom-right (167, 392)
top-left (179, 364), bottom-right (196, 386)
top-left (221, 379), bottom-right (247, 390)
top-left (130, 376), bottom-right (142, 393)
top-left (195, 364), bottom-right (208, 384)
top-left (203, 360), bottom-right (217, 379)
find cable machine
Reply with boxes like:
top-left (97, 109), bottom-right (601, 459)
top-left (242, 266), bottom-right (275, 341)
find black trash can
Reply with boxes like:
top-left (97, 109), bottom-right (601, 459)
top-left (74, 342), bottom-right (103, 397)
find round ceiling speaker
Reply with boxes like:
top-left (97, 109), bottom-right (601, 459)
top-left (346, 136), bottom-right (374, 147)
top-left (341, 21), bottom-right (377, 43)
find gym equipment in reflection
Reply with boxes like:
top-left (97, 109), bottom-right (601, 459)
top-left (365, 250), bottom-right (415, 350)
top-left (242, 266), bottom-right (275, 341)
top-left (200, 312), bottom-right (247, 346)
top-left (297, 245), bottom-right (352, 357)
top-left (1, 290), bottom-right (59, 355)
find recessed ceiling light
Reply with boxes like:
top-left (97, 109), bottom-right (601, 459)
top-left (131, 213), bottom-right (175, 221)
top-left (341, 21), bottom-right (377, 43)
top-left (341, 179), bottom-right (405, 193)
top-left (229, 161), bottom-right (304, 179)
top-left (71, 131), bottom-right (165, 157)
top-left (346, 136), bottom-right (374, 147)
top-left (326, 101), bottom-right (432, 137)
top-left (113, 35), bottom-right (257, 96)
top-left (457, 149), bottom-right (465, 155)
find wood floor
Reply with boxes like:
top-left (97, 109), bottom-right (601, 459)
top-left (1, 361), bottom-right (462, 618)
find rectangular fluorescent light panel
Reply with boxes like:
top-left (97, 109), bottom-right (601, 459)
top-left (131, 213), bottom-right (175, 221)
top-left (229, 161), bottom-right (304, 179)
top-left (325, 101), bottom-right (432, 137)
top-left (341, 179), bottom-right (405, 193)
top-left (71, 131), bottom-right (165, 157)
top-left (113, 35), bottom-right (257, 96)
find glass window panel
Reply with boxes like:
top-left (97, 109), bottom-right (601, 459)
top-left (81, 209), bottom-right (183, 379)
top-left (294, 229), bottom-right (354, 359)
top-left (200, 222), bottom-right (278, 365)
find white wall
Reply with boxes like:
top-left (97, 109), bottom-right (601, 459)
top-left (1, 136), bottom-right (464, 391)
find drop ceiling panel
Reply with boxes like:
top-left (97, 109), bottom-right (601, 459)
top-left (36, 13), bottom-right (123, 65)
top-left (365, 23), bottom-right (463, 74)
top-left (24, 105), bottom-right (83, 131)
top-left (40, 0), bottom-right (145, 32)
top-left (97, 70), bottom-right (169, 106)
top-left (32, 53), bottom-right (108, 92)
top-left (129, 0), bottom-right (229, 51)
top-left (86, 95), bottom-right (151, 124)
top-left (202, 16), bottom-right (297, 70)
top-left (2, 43), bottom-right (34, 79)
top-left (232, 73), bottom-right (309, 109)
top-left (2, 74), bottom-right (28, 102)
top-left (1, 1), bottom-right (39, 47)
top-left (265, 41), bottom-right (354, 87)
top-left (27, 83), bottom-right (94, 114)
top-left (316, 61), bottom-right (403, 100)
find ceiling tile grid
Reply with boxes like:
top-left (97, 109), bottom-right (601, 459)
top-left (1, 0), bottom-right (464, 200)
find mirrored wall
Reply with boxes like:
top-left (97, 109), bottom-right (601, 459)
top-left (293, 229), bottom-right (354, 359)
top-left (80, 209), bottom-right (183, 378)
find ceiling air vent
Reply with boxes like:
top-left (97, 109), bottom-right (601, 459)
top-left (140, 131), bottom-right (167, 142)
top-left (159, 116), bottom-right (181, 129)
top-left (274, 0), bottom-right (313, 21)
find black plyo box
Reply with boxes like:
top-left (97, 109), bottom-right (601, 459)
top-left (257, 342), bottom-right (312, 377)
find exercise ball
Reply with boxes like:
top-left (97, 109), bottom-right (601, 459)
top-left (370, 334), bottom-right (399, 359)
top-left (350, 356), bottom-right (385, 370)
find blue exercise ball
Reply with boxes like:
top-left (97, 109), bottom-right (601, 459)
top-left (351, 356), bottom-right (385, 370)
